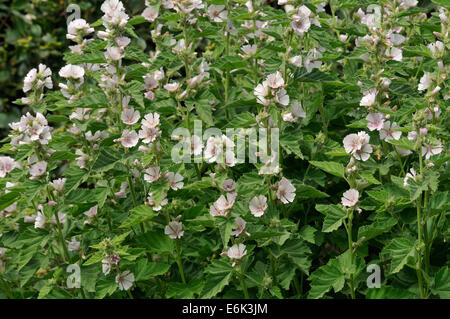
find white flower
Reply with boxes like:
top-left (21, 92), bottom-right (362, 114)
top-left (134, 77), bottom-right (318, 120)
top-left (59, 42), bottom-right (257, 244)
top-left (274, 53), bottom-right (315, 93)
top-left (249, 195), bottom-right (267, 217)
top-left (50, 178), bottom-right (66, 192)
top-left (292, 100), bottom-right (306, 119)
top-left (121, 108), bottom-right (140, 125)
top-left (398, 0), bottom-right (418, 9)
top-left (59, 64), bottom-right (85, 79)
top-left (231, 217), bottom-right (249, 237)
top-left (385, 47), bottom-right (402, 61)
top-left (254, 83), bottom-right (270, 106)
top-left (165, 221), bottom-right (184, 239)
top-left (67, 237), bottom-right (80, 252)
top-left (118, 129), bottom-right (139, 148)
top-left (0, 156), bottom-right (16, 178)
top-left (291, 5), bottom-right (312, 35)
top-left (422, 143), bottom-right (443, 160)
top-left (379, 121), bottom-right (401, 141)
top-left (353, 132), bottom-right (373, 161)
top-left (304, 48), bottom-right (323, 73)
top-left (164, 82), bottom-right (181, 92)
top-left (396, 146), bottom-right (412, 157)
top-left (241, 44), bottom-right (257, 56)
top-left (139, 126), bottom-right (161, 144)
top-left (366, 112), bottom-right (384, 131)
top-left (275, 88), bottom-right (290, 106)
top-left (277, 177), bottom-right (296, 204)
top-left (51, 212), bottom-right (67, 225)
top-left (105, 46), bottom-right (123, 61)
top-left (226, 243), bottom-right (247, 260)
top-left (208, 5), bottom-right (227, 22)
top-left (403, 168), bottom-right (417, 186)
top-left (34, 211), bottom-right (46, 229)
top-left (204, 135), bottom-right (234, 163)
top-left (75, 149), bottom-right (88, 169)
top-left (418, 73), bottom-right (432, 91)
top-left (222, 179), bottom-right (236, 192)
top-left (360, 88), bottom-right (377, 107)
top-left (115, 182), bottom-right (128, 198)
top-left (141, 112), bottom-right (160, 128)
top-left (142, 6), bottom-right (159, 22)
top-left (189, 135), bottom-right (204, 156)
top-left (84, 205), bottom-right (98, 218)
top-left (289, 55), bottom-right (302, 67)
top-left (214, 193), bottom-right (237, 212)
top-left (167, 172), bottom-right (184, 190)
top-left (23, 68), bottom-right (37, 93)
top-left (67, 19), bottom-right (94, 39)
top-left (266, 71), bottom-right (284, 89)
top-left (29, 161), bottom-right (47, 178)
top-left (343, 133), bottom-right (362, 154)
top-left (147, 192), bottom-right (168, 211)
top-left (341, 189), bottom-right (359, 207)
top-left (144, 167), bottom-right (161, 183)
top-left (116, 271), bottom-right (135, 291)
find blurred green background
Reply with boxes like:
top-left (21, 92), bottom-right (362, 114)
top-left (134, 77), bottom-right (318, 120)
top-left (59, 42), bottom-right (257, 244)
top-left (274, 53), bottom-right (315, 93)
top-left (0, 0), bottom-right (147, 138)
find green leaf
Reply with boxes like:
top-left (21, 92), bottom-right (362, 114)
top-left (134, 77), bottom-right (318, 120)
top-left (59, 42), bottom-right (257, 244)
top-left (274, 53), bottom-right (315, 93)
top-left (280, 135), bottom-right (304, 159)
top-left (382, 237), bottom-right (417, 274)
top-left (201, 273), bottom-right (232, 298)
top-left (135, 231), bottom-right (174, 254)
top-left (366, 286), bottom-right (416, 299)
top-left (211, 56), bottom-right (246, 70)
top-left (308, 257), bottom-right (345, 299)
top-left (92, 147), bottom-right (123, 172)
top-left (295, 184), bottom-right (329, 199)
top-left (81, 265), bottom-right (100, 293)
top-left (272, 239), bottom-right (312, 275)
top-left (167, 279), bottom-right (204, 298)
top-left (316, 204), bottom-right (347, 233)
top-left (309, 161), bottom-right (345, 178)
top-left (120, 205), bottom-right (156, 228)
top-left (134, 259), bottom-right (170, 281)
top-left (95, 277), bottom-right (118, 299)
top-left (0, 191), bottom-right (20, 211)
top-left (431, 267), bottom-right (450, 299)
top-left (386, 137), bottom-right (415, 151)
top-left (358, 213), bottom-right (397, 241)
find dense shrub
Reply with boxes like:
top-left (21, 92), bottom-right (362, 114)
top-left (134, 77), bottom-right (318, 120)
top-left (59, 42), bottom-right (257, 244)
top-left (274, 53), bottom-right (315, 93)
top-left (0, 0), bottom-right (448, 299)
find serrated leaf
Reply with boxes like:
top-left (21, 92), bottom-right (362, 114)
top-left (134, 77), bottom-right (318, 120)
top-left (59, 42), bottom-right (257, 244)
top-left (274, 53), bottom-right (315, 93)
top-left (309, 161), bottom-right (345, 178)
top-left (316, 204), bottom-right (347, 233)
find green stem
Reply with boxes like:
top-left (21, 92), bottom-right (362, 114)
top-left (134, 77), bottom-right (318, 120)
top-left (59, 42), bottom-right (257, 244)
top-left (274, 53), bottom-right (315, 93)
top-left (238, 266), bottom-right (249, 299)
top-left (345, 215), bottom-right (356, 299)
top-left (175, 239), bottom-right (186, 284)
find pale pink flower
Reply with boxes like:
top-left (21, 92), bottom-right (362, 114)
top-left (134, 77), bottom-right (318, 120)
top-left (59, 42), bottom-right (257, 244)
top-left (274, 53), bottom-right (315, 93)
top-left (422, 143), bottom-right (443, 160)
top-left (222, 179), bottom-right (236, 192)
top-left (141, 113), bottom-right (160, 128)
top-left (254, 83), bottom-right (270, 106)
top-left (0, 157), bottom-right (16, 178)
top-left (266, 71), bottom-right (284, 89)
top-left (379, 121), bottom-right (401, 141)
top-left (118, 130), bottom-right (138, 148)
top-left (207, 5), bottom-right (227, 22)
top-left (29, 161), bottom-right (47, 178)
top-left (215, 192), bottom-right (237, 211)
top-left (34, 211), bottom-right (46, 229)
top-left (231, 217), bottom-right (249, 237)
top-left (167, 172), bottom-right (184, 190)
top-left (50, 178), bottom-right (66, 192)
top-left (121, 108), bottom-right (140, 125)
top-left (341, 189), bottom-right (359, 207)
top-left (277, 177), bottom-right (296, 204)
top-left (144, 167), bottom-right (161, 183)
top-left (67, 237), bottom-right (80, 252)
top-left (366, 113), bottom-right (384, 131)
top-left (403, 168), bottom-right (417, 186)
top-left (84, 205), bottom-right (98, 218)
top-left (147, 192), bottom-right (168, 211)
top-left (360, 88), bottom-right (377, 107)
top-left (165, 221), bottom-right (184, 239)
top-left (241, 44), bottom-right (257, 56)
top-left (142, 6), bottom-right (158, 22)
top-left (418, 73), bottom-right (432, 91)
top-left (164, 82), bottom-right (181, 92)
top-left (226, 243), bottom-right (247, 260)
top-left (59, 64), bottom-right (85, 79)
top-left (75, 149), bottom-right (88, 169)
top-left (116, 271), bottom-right (135, 291)
top-left (138, 126), bottom-right (161, 143)
top-left (249, 195), bottom-right (267, 217)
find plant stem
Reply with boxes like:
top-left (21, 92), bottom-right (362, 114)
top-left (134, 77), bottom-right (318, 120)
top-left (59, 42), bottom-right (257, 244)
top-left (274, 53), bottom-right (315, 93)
top-left (345, 214), bottom-right (356, 299)
top-left (238, 265), bottom-right (249, 299)
top-left (175, 239), bottom-right (186, 284)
